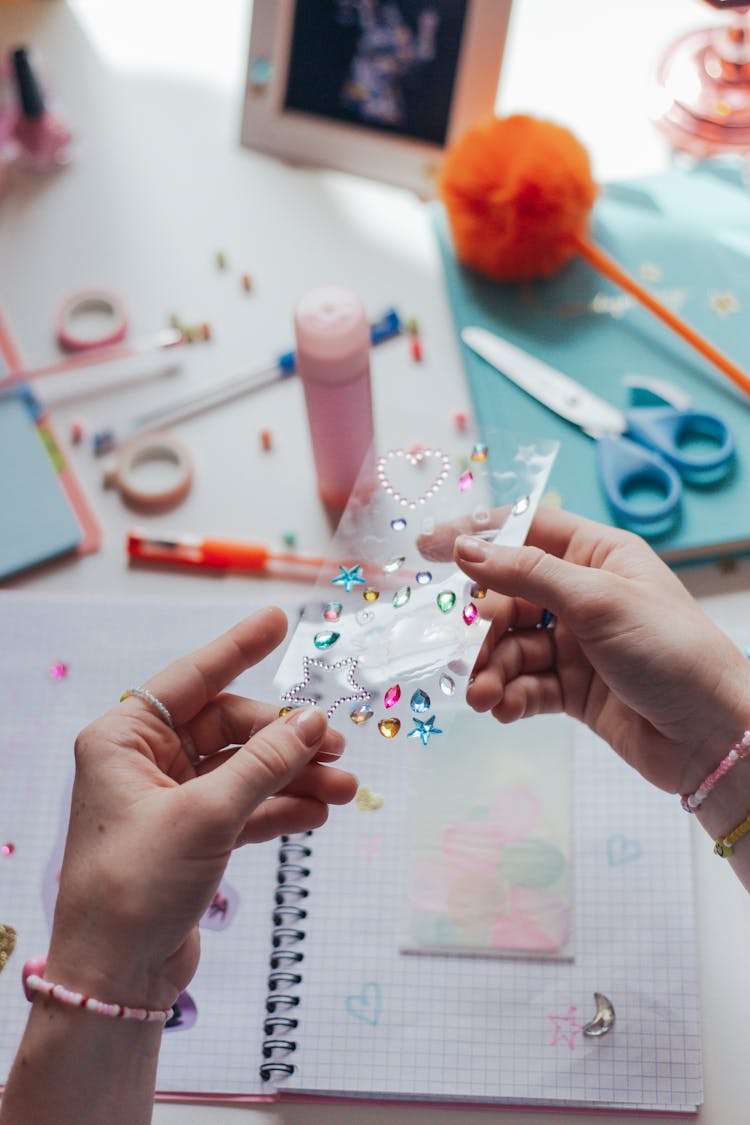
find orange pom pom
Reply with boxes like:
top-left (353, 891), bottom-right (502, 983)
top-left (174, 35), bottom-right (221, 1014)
top-left (439, 114), bottom-right (598, 282)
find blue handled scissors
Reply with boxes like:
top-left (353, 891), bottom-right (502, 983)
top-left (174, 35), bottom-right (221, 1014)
top-left (461, 326), bottom-right (735, 536)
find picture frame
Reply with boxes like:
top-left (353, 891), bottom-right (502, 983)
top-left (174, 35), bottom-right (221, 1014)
top-left (240, 0), bottom-right (513, 197)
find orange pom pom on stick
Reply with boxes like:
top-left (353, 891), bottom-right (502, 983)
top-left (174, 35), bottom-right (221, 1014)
top-left (440, 114), bottom-right (750, 400)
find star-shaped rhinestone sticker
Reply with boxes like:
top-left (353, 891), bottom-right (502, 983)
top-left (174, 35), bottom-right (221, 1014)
top-left (281, 655), bottom-right (370, 719)
top-left (407, 714), bottom-right (443, 747)
top-left (331, 563), bottom-right (366, 593)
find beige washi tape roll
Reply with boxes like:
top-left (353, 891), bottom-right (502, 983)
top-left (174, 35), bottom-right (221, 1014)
top-left (103, 432), bottom-right (193, 511)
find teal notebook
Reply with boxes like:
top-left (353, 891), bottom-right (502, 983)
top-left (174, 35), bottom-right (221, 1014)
top-left (434, 163), bottom-right (750, 564)
top-left (0, 390), bottom-right (82, 579)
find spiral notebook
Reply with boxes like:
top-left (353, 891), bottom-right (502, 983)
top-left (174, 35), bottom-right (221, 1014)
top-left (0, 593), bottom-right (701, 1114)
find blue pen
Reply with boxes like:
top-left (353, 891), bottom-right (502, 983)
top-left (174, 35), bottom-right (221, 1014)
top-left (94, 308), bottom-right (402, 453)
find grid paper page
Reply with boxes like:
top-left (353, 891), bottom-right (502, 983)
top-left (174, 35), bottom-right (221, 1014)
top-left (0, 593), bottom-right (285, 1098)
top-left (280, 713), bottom-right (701, 1113)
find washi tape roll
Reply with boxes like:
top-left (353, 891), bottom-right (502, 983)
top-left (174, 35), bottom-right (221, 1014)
top-left (57, 289), bottom-right (129, 351)
top-left (103, 432), bottom-right (193, 511)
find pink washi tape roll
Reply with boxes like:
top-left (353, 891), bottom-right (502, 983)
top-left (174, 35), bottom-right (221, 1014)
top-left (103, 432), bottom-right (193, 512)
top-left (56, 288), bottom-right (129, 351)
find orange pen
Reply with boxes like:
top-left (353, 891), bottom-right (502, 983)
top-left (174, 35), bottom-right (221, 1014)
top-left (127, 530), bottom-right (326, 580)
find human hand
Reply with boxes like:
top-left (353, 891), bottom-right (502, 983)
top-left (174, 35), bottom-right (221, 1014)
top-left (45, 607), bottom-right (357, 1015)
top-left (427, 508), bottom-right (750, 796)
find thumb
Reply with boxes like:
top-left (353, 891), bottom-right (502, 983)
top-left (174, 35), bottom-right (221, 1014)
top-left (200, 706), bottom-right (328, 826)
top-left (454, 534), bottom-right (607, 619)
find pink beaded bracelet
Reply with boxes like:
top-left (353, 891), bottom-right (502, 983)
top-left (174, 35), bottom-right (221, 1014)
top-left (681, 729), bottom-right (750, 813)
top-left (22, 957), bottom-right (173, 1024)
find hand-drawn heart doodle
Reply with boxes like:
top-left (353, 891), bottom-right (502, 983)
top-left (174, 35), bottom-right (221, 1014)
top-left (376, 448), bottom-right (451, 510)
top-left (346, 981), bottom-right (382, 1025)
top-left (606, 834), bottom-right (643, 866)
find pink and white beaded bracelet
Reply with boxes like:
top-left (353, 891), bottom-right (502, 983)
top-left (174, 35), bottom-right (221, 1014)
top-left (681, 729), bottom-right (750, 813)
top-left (22, 957), bottom-right (173, 1024)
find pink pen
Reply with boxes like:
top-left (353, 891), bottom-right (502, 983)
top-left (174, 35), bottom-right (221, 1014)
top-left (294, 285), bottom-right (375, 516)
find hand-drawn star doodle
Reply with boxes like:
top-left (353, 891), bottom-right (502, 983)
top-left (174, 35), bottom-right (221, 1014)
top-left (281, 655), bottom-right (370, 719)
top-left (331, 564), bottom-right (366, 593)
top-left (547, 1006), bottom-right (583, 1051)
top-left (407, 714), bottom-right (443, 747)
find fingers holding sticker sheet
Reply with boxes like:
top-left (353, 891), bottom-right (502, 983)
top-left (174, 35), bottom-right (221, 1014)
top-left (274, 431), bottom-right (558, 737)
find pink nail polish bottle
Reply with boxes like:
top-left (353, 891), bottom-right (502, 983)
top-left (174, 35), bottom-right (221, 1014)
top-left (11, 46), bottom-right (72, 171)
top-left (294, 285), bottom-right (375, 516)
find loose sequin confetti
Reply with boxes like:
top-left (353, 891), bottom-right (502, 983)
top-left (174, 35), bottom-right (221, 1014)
top-left (408, 715), bottom-right (443, 747)
top-left (439, 674), bottom-right (455, 696)
top-left (384, 684), bottom-right (401, 709)
top-left (453, 410), bottom-right (469, 432)
top-left (410, 689), bottom-right (430, 713)
top-left (416, 570), bottom-right (432, 585)
top-left (383, 556), bottom-right (406, 574)
top-left (281, 531), bottom-right (297, 549)
top-left (458, 470), bottom-right (474, 492)
top-left (313, 630), bottom-right (340, 650)
top-left (48, 662), bottom-right (68, 680)
top-left (512, 495), bottom-right (530, 516)
top-left (332, 563), bottom-right (366, 592)
top-left (470, 583), bottom-right (487, 599)
top-left (463, 603), bottom-right (478, 624)
top-left (363, 588), bottom-right (380, 602)
top-left (392, 586), bottom-right (411, 608)
top-left (471, 443), bottom-right (488, 462)
top-left (355, 785), bottom-right (384, 811)
top-left (323, 602), bottom-right (343, 622)
top-left (0, 925), bottom-right (17, 973)
top-left (259, 428), bottom-right (273, 452)
top-left (356, 609), bottom-right (374, 625)
top-left (350, 704), bottom-right (374, 725)
top-left (391, 518), bottom-right (407, 532)
top-left (437, 591), bottom-right (456, 613)
top-left (2, 843), bottom-right (15, 857)
top-left (378, 718), bottom-right (401, 739)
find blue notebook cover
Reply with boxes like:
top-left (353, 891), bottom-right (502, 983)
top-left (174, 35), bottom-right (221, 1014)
top-left (0, 389), bottom-right (82, 580)
top-left (434, 163), bottom-right (750, 564)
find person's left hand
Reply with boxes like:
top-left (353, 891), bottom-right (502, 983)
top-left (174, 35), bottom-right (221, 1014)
top-left (45, 607), bottom-right (356, 1014)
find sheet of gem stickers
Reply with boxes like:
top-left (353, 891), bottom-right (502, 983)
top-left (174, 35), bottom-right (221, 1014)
top-left (274, 430), bottom-right (558, 739)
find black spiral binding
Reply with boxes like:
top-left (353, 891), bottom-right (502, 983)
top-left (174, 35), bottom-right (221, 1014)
top-left (259, 832), bottom-right (312, 1082)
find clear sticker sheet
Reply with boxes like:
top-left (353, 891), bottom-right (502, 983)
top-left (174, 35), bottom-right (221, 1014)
top-left (274, 429), bottom-right (558, 739)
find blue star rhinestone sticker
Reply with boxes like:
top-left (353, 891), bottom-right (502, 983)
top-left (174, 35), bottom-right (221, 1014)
top-left (408, 715), bottom-right (443, 747)
top-left (331, 563), bottom-right (366, 593)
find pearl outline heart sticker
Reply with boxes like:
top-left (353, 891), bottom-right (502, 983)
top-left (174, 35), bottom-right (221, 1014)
top-left (376, 448), bottom-right (451, 510)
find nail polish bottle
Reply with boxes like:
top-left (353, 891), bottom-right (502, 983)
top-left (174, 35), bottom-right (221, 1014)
top-left (11, 46), bottom-right (72, 171)
top-left (294, 285), bottom-right (375, 516)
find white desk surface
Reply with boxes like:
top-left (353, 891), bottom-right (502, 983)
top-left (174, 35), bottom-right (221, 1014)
top-left (1, 2), bottom-right (749, 1122)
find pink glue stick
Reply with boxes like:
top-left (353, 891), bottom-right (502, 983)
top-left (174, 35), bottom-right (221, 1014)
top-left (294, 286), bottom-right (375, 514)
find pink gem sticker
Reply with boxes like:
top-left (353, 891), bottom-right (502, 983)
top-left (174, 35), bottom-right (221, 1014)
top-left (384, 684), bottom-right (401, 709)
top-left (457, 470), bottom-right (474, 492)
top-left (462, 603), bottom-right (478, 624)
top-left (2, 843), bottom-right (15, 857)
top-left (48, 662), bottom-right (68, 680)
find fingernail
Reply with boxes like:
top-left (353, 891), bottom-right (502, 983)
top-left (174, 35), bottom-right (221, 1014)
top-left (286, 706), bottom-right (326, 746)
top-left (455, 535), bottom-right (487, 563)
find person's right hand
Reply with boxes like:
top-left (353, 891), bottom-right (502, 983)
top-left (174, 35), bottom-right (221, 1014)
top-left (444, 508), bottom-right (750, 797)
